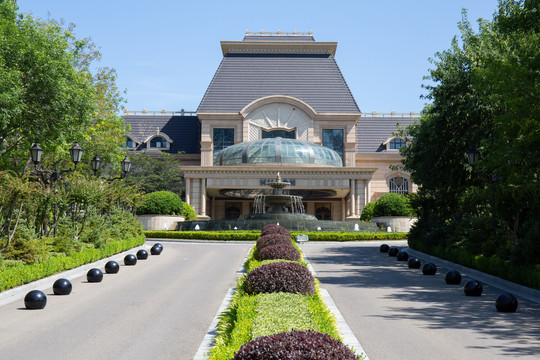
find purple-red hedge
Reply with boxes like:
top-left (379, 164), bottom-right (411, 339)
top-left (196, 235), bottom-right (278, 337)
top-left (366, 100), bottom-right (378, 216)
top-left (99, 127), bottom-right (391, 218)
top-left (261, 224), bottom-right (291, 238)
top-left (233, 330), bottom-right (359, 359)
top-left (256, 233), bottom-right (291, 251)
top-left (258, 244), bottom-right (300, 262)
top-left (244, 261), bottom-right (315, 295)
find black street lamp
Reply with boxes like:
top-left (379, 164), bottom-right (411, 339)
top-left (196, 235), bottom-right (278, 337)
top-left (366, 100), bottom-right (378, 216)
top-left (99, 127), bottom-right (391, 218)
top-left (91, 154), bottom-right (131, 181)
top-left (467, 146), bottom-right (480, 166)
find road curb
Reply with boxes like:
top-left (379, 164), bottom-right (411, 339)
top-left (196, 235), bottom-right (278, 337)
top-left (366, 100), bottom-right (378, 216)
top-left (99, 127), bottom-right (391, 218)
top-left (0, 244), bottom-right (148, 307)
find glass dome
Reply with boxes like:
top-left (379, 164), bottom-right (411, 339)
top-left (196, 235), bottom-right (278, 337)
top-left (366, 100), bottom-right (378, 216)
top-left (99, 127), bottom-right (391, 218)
top-left (214, 137), bottom-right (343, 167)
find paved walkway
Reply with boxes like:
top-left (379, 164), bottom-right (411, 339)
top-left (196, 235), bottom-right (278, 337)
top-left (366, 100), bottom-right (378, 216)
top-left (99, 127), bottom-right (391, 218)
top-left (301, 241), bottom-right (540, 360)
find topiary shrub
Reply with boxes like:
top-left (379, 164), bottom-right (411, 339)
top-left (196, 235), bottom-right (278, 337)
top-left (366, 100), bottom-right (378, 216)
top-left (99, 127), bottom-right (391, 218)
top-left (261, 224), bottom-right (291, 237)
top-left (181, 202), bottom-right (198, 221)
top-left (372, 193), bottom-right (414, 218)
top-left (256, 233), bottom-right (292, 251)
top-left (136, 191), bottom-right (182, 215)
top-left (258, 244), bottom-right (300, 262)
top-left (244, 261), bottom-right (315, 295)
top-left (233, 330), bottom-right (359, 360)
top-left (360, 200), bottom-right (376, 221)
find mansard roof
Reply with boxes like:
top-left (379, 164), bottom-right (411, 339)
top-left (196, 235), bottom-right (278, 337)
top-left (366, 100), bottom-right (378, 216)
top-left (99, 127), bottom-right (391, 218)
top-left (355, 115), bottom-right (416, 153)
top-left (123, 115), bottom-right (201, 154)
top-left (198, 35), bottom-right (359, 114)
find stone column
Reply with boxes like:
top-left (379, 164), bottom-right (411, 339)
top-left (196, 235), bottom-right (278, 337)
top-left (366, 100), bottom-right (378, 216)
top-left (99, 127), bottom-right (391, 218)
top-left (200, 178), bottom-right (207, 217)
top-left (341, 198), bottom-right (346, 221)
top-left (185, 178), bottom-right (191, 205)
top-left (349, 179), bottom-right (356, 217)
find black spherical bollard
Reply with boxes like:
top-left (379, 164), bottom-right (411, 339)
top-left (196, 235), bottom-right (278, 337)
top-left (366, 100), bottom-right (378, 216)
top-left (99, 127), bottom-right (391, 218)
top-left (87, 268), bottom-right (103, 283)
top-left (124, 254), bottom-right (137, 266)
top-left (105, 260), bottom-right (120, 274)
top-left (422, 262), bottom-right (437, 275)
top-left (396, 251), bottom-right (409, 261)
top-left (136, 249), bottom-right (148, 260)
top-left (379, 244), bottom-right (390, 253)
top-left (154, 243), bottom-right (163, 250)
top-left (408, 257), bottom-right (421, 269)
top-left (388, 247), bottom-right (400, 257)
top-left (24, 290), bottom-right (47, 309)
top-left (151, 244), bottom-right (163, 255)
top-left (495, 293), bottom-right (518, 312)
top-left (464, 280), bottom-right (483, 296)
top-left (445, 270), bottom-right (462, 285)
top-left (52, 278), bottom-right (72, 295)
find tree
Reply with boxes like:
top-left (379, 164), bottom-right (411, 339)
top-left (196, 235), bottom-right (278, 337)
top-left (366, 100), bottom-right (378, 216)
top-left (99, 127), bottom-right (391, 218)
top-left (123, 152), bottom-right (185, 198)
top-left (402, 0), bottom-right (540, 264)
top-left (0, 0), bottom-right (128, 176)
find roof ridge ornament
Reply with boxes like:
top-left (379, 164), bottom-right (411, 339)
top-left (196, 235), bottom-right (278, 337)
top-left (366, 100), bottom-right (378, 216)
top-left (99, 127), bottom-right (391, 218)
top-left (245, 29), bottom-right (313, 37)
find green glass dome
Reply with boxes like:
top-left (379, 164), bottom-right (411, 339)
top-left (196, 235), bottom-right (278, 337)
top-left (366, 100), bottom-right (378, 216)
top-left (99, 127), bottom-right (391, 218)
top-left (214, 137), bottom-right (343, 167)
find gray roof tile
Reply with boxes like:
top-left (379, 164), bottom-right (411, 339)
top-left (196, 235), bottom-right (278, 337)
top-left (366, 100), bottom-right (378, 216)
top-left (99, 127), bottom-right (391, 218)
top-left (123, 115), bottom-right (200, 154)
top-left (197, 53), bottom-right (360, 114)
top-left (355, 117), bottom-right (415, 153)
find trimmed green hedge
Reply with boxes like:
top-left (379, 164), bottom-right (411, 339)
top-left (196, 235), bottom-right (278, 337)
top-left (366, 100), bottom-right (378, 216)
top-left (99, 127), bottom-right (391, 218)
top-left (408, 237), bottom-right (540, 291)
top-left (144, 230), bottom-right (407, 241)
top-left (0, 234), bottom-right (146, 292)
top-left (208, 244), bottom-right (345, 359)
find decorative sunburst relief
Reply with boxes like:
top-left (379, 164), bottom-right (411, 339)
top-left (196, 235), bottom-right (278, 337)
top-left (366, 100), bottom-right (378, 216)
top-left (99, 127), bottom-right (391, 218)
top-left (245, 102), bottom-right (312, 141)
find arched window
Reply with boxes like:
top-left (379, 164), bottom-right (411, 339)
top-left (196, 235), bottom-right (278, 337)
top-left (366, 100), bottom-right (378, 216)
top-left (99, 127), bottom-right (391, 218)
top-left (262, 129), bottom-right (296, 139)
top-left (124, 137), bottom-right (135, 148)
top-left (389, 138), bottom-right (406, 150)
top-left (150, 136), bottom-right (167, 148)
top-left (315, 204), bottom-right (331, 220)
top-left (389, 177), bottom-right (409, 194)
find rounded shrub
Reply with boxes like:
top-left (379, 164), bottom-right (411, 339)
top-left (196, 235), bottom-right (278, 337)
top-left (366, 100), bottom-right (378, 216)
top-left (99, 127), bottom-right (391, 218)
top-left (258, 244), bottom-right (300, 262)
top-left (372, 193), bottom-right (414, 218)
top-left (136, 191), bottom-right (182, 215)
top-left (360, 200), bottom-right (376, 221)
top-left (261, 224), bottom-right (291, 237)
top-left (181, 202), bottom-right (197, 221)
top-left (244, 261), bottom-right (315, 295)
top-left (256, 233), bottom-right (292, 251)
top-left (233, 330), bottom-right (359, 360)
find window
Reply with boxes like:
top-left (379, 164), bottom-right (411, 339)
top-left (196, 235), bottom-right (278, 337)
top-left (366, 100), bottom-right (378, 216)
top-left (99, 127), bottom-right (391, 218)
top-left (225, 205), bottom-right (241, 220)
top-left (322, 129), bottom-right (344, 163)
top-left (389, 177), bottom-right (409, 194)
top-left (315, 203), bottom-right (332, 220)
top-left (124, 137), bottom-right (135, 148)
top-left (150, 136), bottom-right (167, 148)
top-left (213, 128), bottom-right (234, 155)
top-left (262, 129), bottom-right (296, 139)
top-left (389, 138), bottom-right (406, 150)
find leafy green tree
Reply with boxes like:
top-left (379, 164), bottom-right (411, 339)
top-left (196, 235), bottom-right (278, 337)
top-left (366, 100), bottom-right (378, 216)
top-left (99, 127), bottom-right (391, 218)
top-left (124, 152), bottom-right (185, 198)
top-left (0, 0), bottom-right (127, 175)
top-left (402, 0), bottom-right (540, 264)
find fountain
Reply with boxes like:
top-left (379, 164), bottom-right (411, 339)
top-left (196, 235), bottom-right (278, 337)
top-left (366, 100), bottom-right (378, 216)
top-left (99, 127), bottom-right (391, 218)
top-left (179, 172), bottom-right (381, 232)
top-left (243, 172), bottom-right (317, 223)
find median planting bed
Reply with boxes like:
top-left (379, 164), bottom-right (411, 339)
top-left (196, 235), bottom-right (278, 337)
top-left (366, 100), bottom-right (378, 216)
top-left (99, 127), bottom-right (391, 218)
top-left (207, 224), bottom-right (361, 359)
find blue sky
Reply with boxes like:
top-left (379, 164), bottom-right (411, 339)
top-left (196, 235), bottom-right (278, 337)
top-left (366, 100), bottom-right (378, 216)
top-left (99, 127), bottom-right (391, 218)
top-left (17, 0), bottom-right (499, 113)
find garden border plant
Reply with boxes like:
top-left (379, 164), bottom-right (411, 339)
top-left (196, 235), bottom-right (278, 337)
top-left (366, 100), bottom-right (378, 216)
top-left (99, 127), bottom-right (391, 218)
top-left (0, 234), bottom-right (145, 292)
top-left (144, 230), bottom-right (407, 241)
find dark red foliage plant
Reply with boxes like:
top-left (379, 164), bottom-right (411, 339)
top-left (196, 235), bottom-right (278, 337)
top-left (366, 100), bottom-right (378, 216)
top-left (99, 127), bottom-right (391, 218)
top-left (261, 224), bottom-right (291, 238)
top-left (233, 330), bottom-right (360, 360)
top-left (256, 233), bottom-right (291, 251)
top-left (244, 261), bottom-right (315, 296)
top-left (258, 244), bottom-right (300, 262)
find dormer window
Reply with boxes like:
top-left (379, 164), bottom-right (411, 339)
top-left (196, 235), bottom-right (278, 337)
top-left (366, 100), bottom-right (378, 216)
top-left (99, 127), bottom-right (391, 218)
top-left (390, 138), bottom-right (406, 150)
top-left (123, 135), bottom-right (138, 149)
top-left (145, 133), bottom-right (173, 151)
top-left (150, 136), bottom-right (167, 148)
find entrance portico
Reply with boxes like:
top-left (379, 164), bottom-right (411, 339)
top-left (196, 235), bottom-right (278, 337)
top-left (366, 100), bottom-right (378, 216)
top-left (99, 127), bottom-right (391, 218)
top-left (182, 166), bottom-right (375, 220)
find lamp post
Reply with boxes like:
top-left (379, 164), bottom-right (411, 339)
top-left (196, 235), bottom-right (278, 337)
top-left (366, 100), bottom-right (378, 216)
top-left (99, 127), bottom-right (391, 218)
top-left (91, 154), bottom-right (132, 181)
top-left (29, 142), bottom-right (84, 237)
top-left (467, 146), bottom-right (498, 235)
